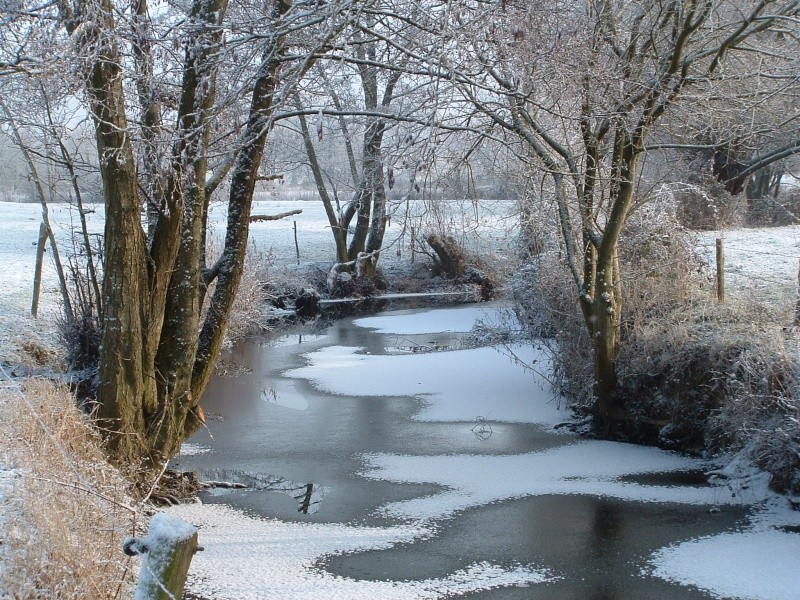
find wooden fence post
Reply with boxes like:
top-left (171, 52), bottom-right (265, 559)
top-left (31, 222), bottom-right (47, 318)
top-left (716, 238), bottom-right (725, 303)
top-left (124, 513), bottom-right (199, 600)
top-left (293, 220), bottom-right (300, 265)
top-left (795, 257), bottom-right (800, 326)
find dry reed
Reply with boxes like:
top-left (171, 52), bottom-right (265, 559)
top-left (0, 378), bottom-right (139, 599)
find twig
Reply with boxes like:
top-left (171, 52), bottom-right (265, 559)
top-left (28, 475), bottom-right (137, 514)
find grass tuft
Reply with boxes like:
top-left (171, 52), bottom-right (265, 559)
top-left (0, 379), bottom-right (139, 599)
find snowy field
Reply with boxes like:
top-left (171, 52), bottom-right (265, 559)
top-left (1, 199), bottom-right (800, 599)
top-left (0, 196), bottom-right (517, 362)
top-left (2, 199), bottom-right (798, 350)
top-left (697, 227), bottom-right (800, 309)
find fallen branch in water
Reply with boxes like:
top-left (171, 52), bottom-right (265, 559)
top-left (201, 480), bottom-right (248, 489)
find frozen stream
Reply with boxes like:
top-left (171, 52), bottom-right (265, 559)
top-left (171, 304), bottom-right (798, 600)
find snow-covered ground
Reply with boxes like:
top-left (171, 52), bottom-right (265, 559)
top-left (0, 392), bottom-right (18, 583)
top-left (697, 226), bottom-right (800, 310)
top-left (1, 200), bottom-right (799, 599)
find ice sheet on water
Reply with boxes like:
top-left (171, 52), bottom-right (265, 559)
top-left (648, 496), bottom-right (800, 600)
top-left (284, 343), bottom-right (564, 425)
top-left (167, 502), bottom-right (555, 600)
top-left (352, 305), bottom-right (506, 335)
top-left (650, 529), bottom-right (800, 600)
top-left (360, 440), bottom-right (745, 522)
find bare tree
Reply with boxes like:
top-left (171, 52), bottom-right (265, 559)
top-left (3, 0), bottom-right (364, 480)
top-left (290, 12), bottom-right (421, 278)
top-left (407, 0), bottom-right (800, 431)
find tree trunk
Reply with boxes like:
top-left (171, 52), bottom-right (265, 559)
top-left (348, 183), bottom-right (372, 259)
top-left (426, 234), bottom-right (467, 277)
top-left (192, 9), bottom-right (290, 413)
top-left (296, 103), bottom-right (349, 262)
top-left (589, 255), bottom-right (622, 433)
top-left (363, 122), bottom-right (388, 276)
top-left (580, 135), bottom-right (638, 435)
top-left (62, 0), bottom-right (290, 478)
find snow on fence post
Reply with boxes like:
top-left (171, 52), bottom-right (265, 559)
top-left (124, 513), bottom-right (199, 600)
top-left (715, 238), bottom-right (725, 303)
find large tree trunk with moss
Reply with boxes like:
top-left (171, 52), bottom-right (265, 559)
top-left (61, 0), bottom-right (292, 481)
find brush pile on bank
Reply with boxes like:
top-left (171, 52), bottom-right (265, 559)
top-left (514, 200), bottom-right (800, 493)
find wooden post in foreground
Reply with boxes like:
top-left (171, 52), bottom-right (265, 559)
top-left (124, 513), bottom-right (199, 600)
top-left (31, 222), bottom-right (47, 318)
top-left (715, 238), bottom-right (725, 303)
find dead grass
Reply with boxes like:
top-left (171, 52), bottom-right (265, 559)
top-left (0, 378), bottom-right (139, 599)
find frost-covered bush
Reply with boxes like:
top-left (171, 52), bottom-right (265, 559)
top-left (513, 192), bottom-right (705, 410)
top-left (710, 332), bottom-right (800, 493)
top-left (673, 180), bottom-right (744, 230)
top-left (512, 252), bottom-right (594, 406)
top-left (58, 252), bottom-right (103, 374)
top-left (203, 238), bottom-right (273, 346)
top-left (623, 309), bottom-right (800, 491)
top-left (746, 190), bottom-right (800, 227)
top-left (618, 195), bottom-right (707, 332)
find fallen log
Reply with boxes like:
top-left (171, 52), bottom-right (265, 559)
top-left (249, 209), bottom-right (302, 222)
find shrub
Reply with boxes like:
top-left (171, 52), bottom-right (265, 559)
top-left (514, 193), bottom-right (706, 409)
top-left (58, 254), bottom-right (102, 373)
top-left (514, 194), bottom-right (800, 492)
top-left (209, 239), bottom-right (273, 346)
top-left (673, 180), bottom-right (744, 230)
top-left (745, 190), bottom-right (800, 227)
top-left (710, 328), bottom-right (800, 492)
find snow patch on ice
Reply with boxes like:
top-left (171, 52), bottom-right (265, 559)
top-left (285, 344), bottom-right (565, 425)
top-left (649, 496), bottom-right (800, 600)
top-left (361, 441), bottom-right (746, 522)
top-left (651, 529), bottom-right (800, 600)
top-left (353, 306), bottom-right (504, 334)
top-left (167, 502), bottom-right (555, 600)
top-left (179, 442), bottom-right (211, 456)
